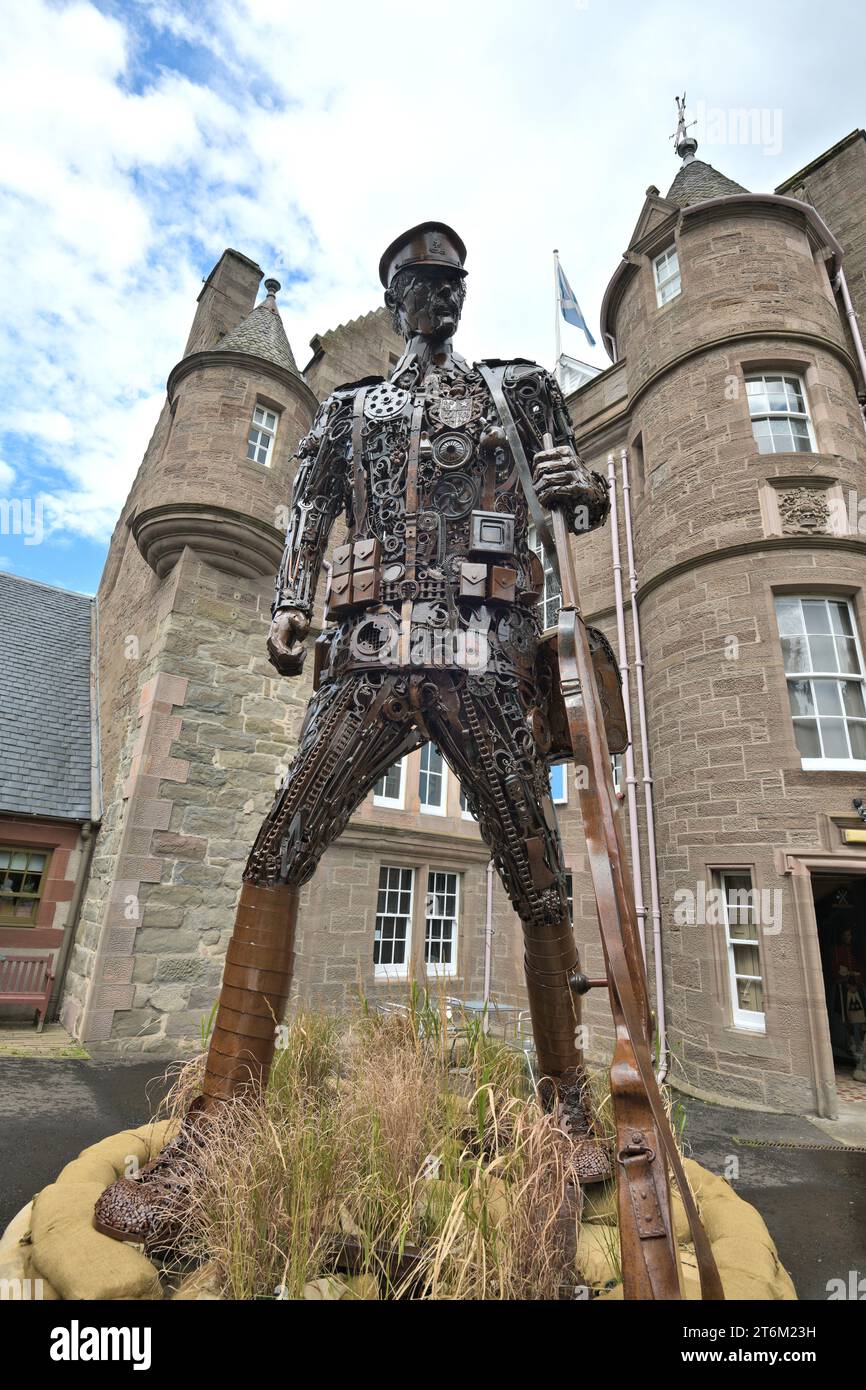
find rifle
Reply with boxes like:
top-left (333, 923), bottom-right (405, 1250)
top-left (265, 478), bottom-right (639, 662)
top-left (547, 449), bottom-right (722, 1300)
top-left (478, 362), bottom-right (722, 1299)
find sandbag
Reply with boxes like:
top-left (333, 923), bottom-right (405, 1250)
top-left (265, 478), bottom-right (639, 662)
top-left (55, 1122), bottom-right (178, 1187)
top-left (29, 1181), bottom-right (161, 1301)
top-left (575, 1224), bottom-right (620, 1289)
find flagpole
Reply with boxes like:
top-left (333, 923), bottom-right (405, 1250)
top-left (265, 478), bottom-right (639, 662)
top-left (553, 249), bottom-right (562, 386)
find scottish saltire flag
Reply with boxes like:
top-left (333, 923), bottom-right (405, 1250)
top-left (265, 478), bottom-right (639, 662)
top-left (557, 261), bottom-right (596, 347)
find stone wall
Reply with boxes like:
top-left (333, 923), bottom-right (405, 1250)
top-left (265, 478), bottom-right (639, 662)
top-left (182, 248), bottom-right (264, 358)
top-left (638, 547), bottom-right (866, 1111)
top-left (614, 205), bottom-right (846, 405)
top-left (123, 554), bottom-right (307, 1046)
top-left (778, 130), bottom-right (866, 344)
top-left (303, 308), bottom-right (403, 400)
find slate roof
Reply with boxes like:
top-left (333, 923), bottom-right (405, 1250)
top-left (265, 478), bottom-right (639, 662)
top-left (215, 297), bottom-right (300, 375)
top-left (666, 159), bottom-right (748, 208)
top-left (0, 571), bottom-right (96, 821)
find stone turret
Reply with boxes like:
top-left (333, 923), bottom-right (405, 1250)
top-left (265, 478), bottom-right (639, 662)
top-left (62, 251), bottom-right (318, 1046)
top-left (130, 267), bottom-right (316, 581)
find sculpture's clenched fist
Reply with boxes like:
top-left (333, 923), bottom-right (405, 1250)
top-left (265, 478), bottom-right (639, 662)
top-left (532, 443), bottom-right (599, 511)
top-left (267, 607), bottom-right (310, 676)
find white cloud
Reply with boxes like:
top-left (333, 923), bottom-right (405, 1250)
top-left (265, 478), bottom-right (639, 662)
top-left (0, 0), bottom-right (863, 568)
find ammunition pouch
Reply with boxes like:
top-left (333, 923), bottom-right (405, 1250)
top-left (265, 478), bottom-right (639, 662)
top-left (324, 538), bottom-right (382, 619)
top-left (458, 561), bottom-right (518, 604)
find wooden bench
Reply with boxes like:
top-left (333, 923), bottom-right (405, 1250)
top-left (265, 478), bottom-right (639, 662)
top-left (0, 953), bottom-right (55, 1030)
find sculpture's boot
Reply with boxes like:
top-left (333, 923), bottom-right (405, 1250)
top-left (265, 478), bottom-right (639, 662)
top-left (523, 910), bottom-right (611, 1185)
top-left (93, 881), bottom-right (298, 1248)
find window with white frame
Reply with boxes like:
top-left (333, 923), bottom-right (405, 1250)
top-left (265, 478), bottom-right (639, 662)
top-left (425, 870), bottom-right (459, 975)
top-left (565, 871), bottom-right (574, 925)
top-left (774, 596), bottom-right (866, 768)
top-left (611, 752), bottom-right (624, 796)
top-left (550, 757), bottom-right (621, 802)
top-left (746, 375), bottom-right (815, 455)
top-left (419, 743), bottom-right (447, 814)
top-left (373, 758), bottom-right (406, 809)
top-left (653, 245), bottom-right (681, 306)
top-left (550, 763), bottom-right (567, 804)
top-left (719, 870), bottom-right (765, 1032)
top-left (459, 786), bottom-right (477, 821)
top-left (528, 524), bottom-right (561, 630)
top-left (246, 404), bottom-right (280, 466)
top-left (373, 865), bottom-right (414, 976)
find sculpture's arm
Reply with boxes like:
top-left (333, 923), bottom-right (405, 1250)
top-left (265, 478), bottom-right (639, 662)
top-left (506, 363), bottom-right (610, 535)
top-left (272, 392), bottom-right (351, 619)
top-left (548, 369), bottom-right (609, 534)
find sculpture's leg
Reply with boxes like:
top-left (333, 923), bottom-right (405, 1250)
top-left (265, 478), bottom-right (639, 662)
top-left (201, 881), bottom-right (299, 1104)
top-left (206, 670), bottom-right (422, 1100)
top-left (94, 672), bottom-right (422, 1246)
top-left (427, 674), bottom-right (610, 1182)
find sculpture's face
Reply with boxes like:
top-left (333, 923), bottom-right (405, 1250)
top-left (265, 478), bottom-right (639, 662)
top-left (388, 266), bottom-right (466, 341)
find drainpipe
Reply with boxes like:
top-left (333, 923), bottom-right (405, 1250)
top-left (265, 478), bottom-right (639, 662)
top-left (834, 268), bottom-right (866, 436)
top-left (619, 446), bottom-right (668, 1080)
top-left (482, 858), bottom-right (494, 1033)
top-left (53, 595), bottom-right (103, 1023)
top-left (607, 454), bottom-right (647, 962)
top-left (50, 820), bottom-right (97, 1021)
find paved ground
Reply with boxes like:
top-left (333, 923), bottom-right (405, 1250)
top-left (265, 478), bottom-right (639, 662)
top-left (0, 1057), bottom-right (174, 1232)
top-left (678, 1094), bottom-right (866, 1301)
top-left (1, 1054), bottom-right (863, 1301)
top-left (0, 1021), bottom-right (88, 1059)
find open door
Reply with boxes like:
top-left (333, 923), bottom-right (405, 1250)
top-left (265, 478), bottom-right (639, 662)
top-left (813, 873), bottom-right (866, 1100)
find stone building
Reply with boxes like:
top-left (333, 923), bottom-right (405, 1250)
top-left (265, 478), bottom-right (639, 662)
top-left (1, 127), bottom-right (865, 1121)
top-left (565, 127), bottom-right (866, 1118)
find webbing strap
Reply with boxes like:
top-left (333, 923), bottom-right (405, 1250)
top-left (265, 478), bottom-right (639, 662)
top-left (477, 363), bottom-right (561, 587)
top-left (350, 388), bottom-right (369, 536)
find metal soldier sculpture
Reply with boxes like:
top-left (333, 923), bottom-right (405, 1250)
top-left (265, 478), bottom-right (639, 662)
top-left (96, 224), bottom-right (610, 1234)
top-left (236, 222), bottom-right (611, 1142)
top-left (96, 225), bottom-right (725, 1300)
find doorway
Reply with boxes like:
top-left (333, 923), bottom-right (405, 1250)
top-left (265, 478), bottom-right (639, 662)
top-left (813, 873), bottom-right (866, 1102)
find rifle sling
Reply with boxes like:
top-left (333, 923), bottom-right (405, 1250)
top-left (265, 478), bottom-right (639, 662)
top-left (351, 388), bottom-right (369, 536)
top-left (477, 363), bottom-right (561, 587)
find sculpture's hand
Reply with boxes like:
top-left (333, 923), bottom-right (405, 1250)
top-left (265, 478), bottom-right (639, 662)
top-left (267, 608), bottom-right (310, 676)
top-left (532, 443), bottom-right (596, 511)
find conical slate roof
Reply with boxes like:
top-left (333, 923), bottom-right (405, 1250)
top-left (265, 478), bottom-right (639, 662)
top-left (666, 159), bottom-right (748, 208)
top-left (215, 279), bottom-right (299, 375)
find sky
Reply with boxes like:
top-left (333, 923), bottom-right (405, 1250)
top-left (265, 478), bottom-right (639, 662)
top-left (0, 0), bottom-right (864, 595)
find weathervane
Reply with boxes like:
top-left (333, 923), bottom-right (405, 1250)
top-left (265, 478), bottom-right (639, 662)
top-left (670, 92), bottom-right (698, 163)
